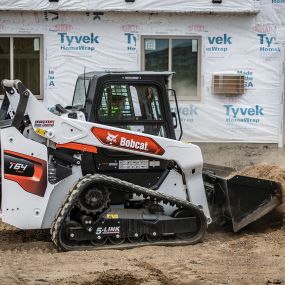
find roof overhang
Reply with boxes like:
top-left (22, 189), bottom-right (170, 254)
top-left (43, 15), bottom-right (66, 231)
top-left (0, 0), bottom-right (260, 15)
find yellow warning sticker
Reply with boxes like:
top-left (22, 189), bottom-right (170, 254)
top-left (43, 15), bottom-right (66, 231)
top-left (106, 213), bottom-right (119, 219)
top-left (35, 128), bottom-right (46, 136)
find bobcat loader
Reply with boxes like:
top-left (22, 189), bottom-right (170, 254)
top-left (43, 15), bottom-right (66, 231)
top-left (0, 72), bottom-right (282, 251)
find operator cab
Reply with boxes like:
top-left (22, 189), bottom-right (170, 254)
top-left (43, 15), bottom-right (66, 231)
top-left (72, 71), bottom-right (178, 139)
top-left (71, 71), bottom-right (180, 194)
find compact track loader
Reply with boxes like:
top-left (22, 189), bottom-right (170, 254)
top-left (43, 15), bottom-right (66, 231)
top-left (0, 72), bottom-right (282, 251)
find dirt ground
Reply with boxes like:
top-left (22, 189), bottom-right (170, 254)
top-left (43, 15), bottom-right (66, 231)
top-left (0, 143), bottom-right (284, 285)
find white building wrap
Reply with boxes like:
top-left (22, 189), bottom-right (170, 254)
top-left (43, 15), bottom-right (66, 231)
top-left (0, 0), bottom-right (284, 143)
top-left (0, 0), bottom-right (260, 13)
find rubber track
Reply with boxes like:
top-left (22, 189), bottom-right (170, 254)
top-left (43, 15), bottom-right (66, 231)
top-left (51, 174), bottom-right (207, 251)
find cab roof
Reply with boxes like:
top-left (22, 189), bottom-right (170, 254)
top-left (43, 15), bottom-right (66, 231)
top-left (78, 71), bottom-right (174, 80)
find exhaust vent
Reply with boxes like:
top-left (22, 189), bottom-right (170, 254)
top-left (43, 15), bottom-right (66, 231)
top-left (212, 74), bottom-right (245, 95)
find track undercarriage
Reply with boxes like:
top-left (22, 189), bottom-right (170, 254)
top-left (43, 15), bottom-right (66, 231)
top-left (51, 174), bottom-right (207, 251)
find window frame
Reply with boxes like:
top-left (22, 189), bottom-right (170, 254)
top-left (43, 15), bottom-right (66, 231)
top-left (0, 34), bottom-right (44, 99)
top-left (141, 35), bottom-right (202, 101)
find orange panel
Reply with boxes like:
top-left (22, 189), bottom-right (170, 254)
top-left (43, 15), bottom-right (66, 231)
top-left (56, 142), bottom-right (98, 153)
top-left (4, 150), bottom-right (47, 197)
top-left (92, 127), bottom-right (165, 155)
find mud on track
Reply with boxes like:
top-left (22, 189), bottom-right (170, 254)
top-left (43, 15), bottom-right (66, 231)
top-left (0, 161), bottom-right (284, 284)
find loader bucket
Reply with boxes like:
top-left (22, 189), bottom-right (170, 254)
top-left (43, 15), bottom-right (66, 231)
top-left (203, 164), bottom-right (282, 232)
top-left (222, 175), bottom-right (281, 232)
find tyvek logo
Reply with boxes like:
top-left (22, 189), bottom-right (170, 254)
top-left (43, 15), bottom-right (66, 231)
top-left (224, 105), bottom-right (264, 124)
top-left (171, 105), bottom-right (198, 123)
top-left (258, 33), bottom-right (281, 53)
top-left (272, 0), bottom-right (285, 3)
top-left (125, 32), bottom-right (137, 52)
top-left (206, 34), bottom-right (232, 53)
top-left (58, 32), bottom-right (99, 52)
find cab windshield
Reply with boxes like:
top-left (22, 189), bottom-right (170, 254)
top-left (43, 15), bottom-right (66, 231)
top-left (97, 83), bottom-right (166, 137)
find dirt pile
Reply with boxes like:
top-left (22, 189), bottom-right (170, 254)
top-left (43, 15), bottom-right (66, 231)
top-left (52, 265), bottom-right (179, 285)
top-left (54, 270), bottom-right (144, 285)
top-left (0, 221), bottom-right (53, 252)
top-left (237, 164), bottom-right (285, 211)
top-left (94, 271), bottom-right (142, 285)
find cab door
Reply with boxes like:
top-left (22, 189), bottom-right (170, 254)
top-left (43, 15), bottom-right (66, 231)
top-left (95, 82), bottom-right (169, 138)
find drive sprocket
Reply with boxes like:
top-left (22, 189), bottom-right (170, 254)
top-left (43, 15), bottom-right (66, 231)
top-left (76, 185), bottom-right (110, 214)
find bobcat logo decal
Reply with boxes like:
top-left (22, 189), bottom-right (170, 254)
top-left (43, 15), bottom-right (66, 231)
top-left (92, 127), bottom-right (165, 155)
top-left (106, 132), bottom-right (118, 144)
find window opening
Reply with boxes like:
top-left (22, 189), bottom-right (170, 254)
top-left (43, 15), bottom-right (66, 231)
top-left (143, 37), bottom-right (200, 100)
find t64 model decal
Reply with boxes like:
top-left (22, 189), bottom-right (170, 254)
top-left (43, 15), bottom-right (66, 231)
top-left (91, 127), bottom-right (165, 155)
top-left (4, 150), bottom-right (47, 197)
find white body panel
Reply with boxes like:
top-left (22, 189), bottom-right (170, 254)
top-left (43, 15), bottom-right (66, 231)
top-left (1, 128), bottom-right (53, 228)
